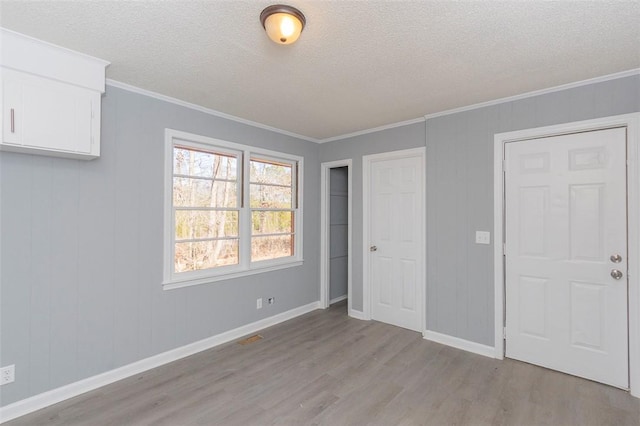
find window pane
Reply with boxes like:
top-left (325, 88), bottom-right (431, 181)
top-left (174, 147), bottom-right (237, 179)
top-left (251, 235), bottom-right (293, 262)
top-left (249, 184), bottom-right (292, 208)
top-left (175, 239), bottom-right (239, 272)
top-left (176, 210), bottom-right (238, 239)
top-left (251, 211), bottom-right (293, 235)
top-left (173, 178), bottom-right (237, 208)
top-left (250, 159), bottom-right (292, 185)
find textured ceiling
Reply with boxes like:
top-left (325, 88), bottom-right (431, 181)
top-left (1, 1), bottom-right (639, 142)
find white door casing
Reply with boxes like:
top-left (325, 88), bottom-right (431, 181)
top-left (504, 128), bottom-right (628, 388)
top-left (493, 113), bottom-right (640, 398)
top-left (363, 147), bottom-right (425, 333)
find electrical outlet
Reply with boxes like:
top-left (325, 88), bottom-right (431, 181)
top-left (256, 298), bottom-right (263, 309)
top-left (1, 365), bottom-right (15, 385)
top-left (268, 297), bottom-right (275, 305)
top-left (475, 231), bottom-right (491, 245)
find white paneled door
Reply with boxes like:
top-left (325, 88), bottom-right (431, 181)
top-left (369, 152), bottom-right (424, 332)
top-left (505, 127), bottom-right (628, 388)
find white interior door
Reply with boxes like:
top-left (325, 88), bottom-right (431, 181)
top-left (504, 127), bottom-right (628, 388)
top-left (369, 152), bottom-right (424, 332)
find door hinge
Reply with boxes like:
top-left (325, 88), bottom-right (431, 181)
top-left (503, 242), bottom-right (506, 255)
top-left (503, 327), bottom-right (507, 339)
top-left (502, 160), bottom-right (506, 172)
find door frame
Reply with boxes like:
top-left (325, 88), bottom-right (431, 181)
top-left (320, 159), bottom-right (353, 313)
top-left (363, 147), bottom-right (426, 332)
top-left (493, 112), bottom-right (640, 397)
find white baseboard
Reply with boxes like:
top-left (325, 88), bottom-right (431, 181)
top-left (329, 295), bottom-right (347, 305)
top-left (423, 330), bottom-right (495, 359)
top-left (348, 309), bottom-right (367, 320)
top-left (0, 301), bottom-right (321, 423)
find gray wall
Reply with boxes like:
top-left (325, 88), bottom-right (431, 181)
top-left (426, 74), bottom-right (639, 346)
top-left (329, 167), bottom-right (348, 301)
top-left (1, 74), bottom-right (638, 408)
top-left (319, 74), bottom-right (640, 346)
top-left (0, 86), bottom-right (320, 406)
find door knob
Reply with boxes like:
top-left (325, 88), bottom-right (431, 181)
top-left (610, 254), bottom-right (622, 263)
top-left (611, 269), bottom-right (623, 280)
top-left (370, 245), bottom-right (377, 252)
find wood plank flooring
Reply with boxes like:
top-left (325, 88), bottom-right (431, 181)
top-left (7, 301), bottom-right (640, 425)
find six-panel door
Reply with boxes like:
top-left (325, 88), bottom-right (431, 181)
top-left (370, 155), bottom-right (423, 332)
top-left (504, 127), bottom-right (628, 388)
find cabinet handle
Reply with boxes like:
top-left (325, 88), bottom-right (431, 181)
top-left (10, 108), bottom-right (15, 133)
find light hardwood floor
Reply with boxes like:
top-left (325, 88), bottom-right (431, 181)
top-left (7, 301), bottom-right (640, 425)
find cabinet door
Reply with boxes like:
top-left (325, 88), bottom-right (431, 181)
top-left (2, 69), bottom-right (22, 144)
top-left (2, 69), bottom-right (98, 155)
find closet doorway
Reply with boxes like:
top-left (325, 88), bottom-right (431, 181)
top-left (320, 160), bottom-right (352, 314)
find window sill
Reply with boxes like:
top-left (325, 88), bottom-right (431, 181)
top-left (162, 259), bottom-right (304, 291)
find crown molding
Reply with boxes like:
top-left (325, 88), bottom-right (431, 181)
top-left (424, 68), bottom-right (640, 121)
top-left (106, 68), bottom-right (639, 146)
top-left (105, 79), bottom-right (321, 143)
top-left (318, 117), bottom-right (426, 144)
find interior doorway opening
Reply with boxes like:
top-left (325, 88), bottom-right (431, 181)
top-left (320, 160), bottom-right (352, 314)
top-left (329, 166), bottom-right (348, 308)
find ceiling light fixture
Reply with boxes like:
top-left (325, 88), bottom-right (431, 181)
top-left (260, 4), bottom-right (306, 45)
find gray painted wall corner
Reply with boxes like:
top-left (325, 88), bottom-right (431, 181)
top-left (319, 122), bottom-right (427, 311)
top-left (0, 85), bottom-right (321, 407)
top-left (320, 74), bottom-right (639, 347)
top-left (1, 73), bottom-right (638, 409)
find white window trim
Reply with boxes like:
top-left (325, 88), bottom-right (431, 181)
top-left (163, 129), bottom-right (304, 290)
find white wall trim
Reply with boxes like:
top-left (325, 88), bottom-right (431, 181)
top-left (425, 68), bottom-right (640, 121)
top-left (163, 260), bottom-right (304, 290)
top-left (423, 330), bottom-right (495, 359)
top-left (107, 70), bottom-right (638, 145)
top-left (319, 117), bottom-right (426, 144)
top-left (348, 309), bottom-right (366, 321)
top-left (106, 79), bottom-right (320, 143)
top-left (363, 147), bottom-right (426, 329)
top-left (493, 113), bottom-right (640, 398)
top-left (0, 301), bottom-right (321, 423)
top-left (320, 159), bottom-right (353, 314)
top-left (2, 28), bottom-right (110, 93)
top-left (330, 295), bottom-right (348, 305)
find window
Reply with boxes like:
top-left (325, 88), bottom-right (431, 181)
top-left (164, 130), bottom-right (303, 289)
top-left (173, 146), bottom-right (240, 272)
top-left (250, 157), bottom-right (296, 262)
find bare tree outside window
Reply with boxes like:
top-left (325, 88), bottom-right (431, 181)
top-left (170, 144), bottom-right (299, 276)
top-left (173, 146), bottom-right (239, 272)
top-left (250, 158), bottom-right (295, 262)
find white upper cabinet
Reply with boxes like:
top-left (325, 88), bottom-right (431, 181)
top-left (0, 28), bottom-right (109, 160)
